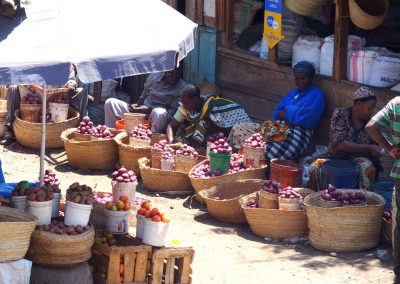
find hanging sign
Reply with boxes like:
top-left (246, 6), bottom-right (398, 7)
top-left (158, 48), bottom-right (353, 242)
top-left (263, 0), bottom-right (284, 49)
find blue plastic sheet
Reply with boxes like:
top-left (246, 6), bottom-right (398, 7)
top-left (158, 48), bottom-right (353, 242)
top-left (0, 182), bottom-right (37, 198)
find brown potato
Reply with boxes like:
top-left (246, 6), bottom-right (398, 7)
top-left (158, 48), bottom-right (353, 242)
top-left (27, 192), bottom-right (37, 201)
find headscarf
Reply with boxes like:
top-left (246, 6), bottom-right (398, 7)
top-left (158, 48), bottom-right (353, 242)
top-left (353, 86), bottom-right (376, 102)
top-left (293, 61), bottom-right (316, 78)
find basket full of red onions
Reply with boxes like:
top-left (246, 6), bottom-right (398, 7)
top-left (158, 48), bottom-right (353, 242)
top-left (208, 139), bottom-right (232, 175)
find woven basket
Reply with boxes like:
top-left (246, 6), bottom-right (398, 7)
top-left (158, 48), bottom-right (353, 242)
top-left (304, 191), bottom-right (385, 252)
top-left (14, 108), bottom-right (79, 149)
top-left (189, 160), bottom-right (267, 202)
top-left (199, 179), bottom-right (264, 223)
top-left (284, 0), bottom-right (326, 16)
top-left (115, 132), bottom-right (152, 175)
top-left (0, 207), bottom-right (37, 262)
top-left (240, 192), bottom-right (308, 238)
top-left (258, 190), bottom-right (279, 209)
top-left (382, 219), bottom-right (392, 245)
top-left (349, 0), bottom-right (388, 30)
top-left (320, 199), bottom-right (343, 208)
top-left (27, 225), bottom-right (95, 267)
top-left (139, 157), bottom-right (194, 194)
top-left (61, 128), bottom-right (119, 170)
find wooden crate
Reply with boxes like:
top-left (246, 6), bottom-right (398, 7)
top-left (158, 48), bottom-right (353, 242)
top-left (149, 247), bottom-right (195, 284)
top-left (91, 234), bottom-right (152, 284)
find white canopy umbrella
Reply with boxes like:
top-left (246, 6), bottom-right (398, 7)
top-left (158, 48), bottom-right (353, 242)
top-left (0, 0), bottom-right (197, 184)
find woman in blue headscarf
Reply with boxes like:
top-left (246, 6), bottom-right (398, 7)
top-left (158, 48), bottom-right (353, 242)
top-left (228, 61), bottom-right (326, 161)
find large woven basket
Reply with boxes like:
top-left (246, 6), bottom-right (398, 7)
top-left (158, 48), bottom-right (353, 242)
top-left (284, 0), bottom-right (326, 16)
top-left (0, 207), bottom-right (37, 262)
top-left (199, 179), bottom-right (264, 223)
top-left (14, 108), bottom-right (79, 149)
top-left (139, 157), bottom-right (194, 194)
top-left (61, 128), bottom-right (119, 170)
top-left (349, 0), bottom-right (388, 30)
top-left (115, 132), bottom-right (152, 175)
top-left (304, 191), bottom-right (385, 252)
top-left (189, 160), bottom-right (267, 202)
top-left (240, 192), bottom-right (308, 238)
top-left (27, 225), bottom-right (95, 267)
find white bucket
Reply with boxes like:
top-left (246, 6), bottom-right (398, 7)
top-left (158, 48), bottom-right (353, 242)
top-left (124, 113), bottom-right (145, 134)
top-left (112, 181), bottom-right (137, 204)
top-left (136, 214), bottom-right (146, 239)
top-left (64, 200), bottom-right (93, 227)
top-left (129, 136), bottom-right (151, 147)
top-left (48, 102), bottom-right (69, 123)
top-left (243, 146), bottom-right (266, 168)
top-left (161, 158), bottom-right (174, 171)
top-left (27, 200), bottom-right (53, 225)
top-left (51, 193), bottom-right (61, 218)
top-left (142, 218), bottom-right (169, 247)
top-left (104, 209), bottom-right (130, 234)
top-left (12, 195), bottom-right (27, 211)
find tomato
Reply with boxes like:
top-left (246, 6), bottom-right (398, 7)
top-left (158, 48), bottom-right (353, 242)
top-left (152, 215), bottom-right (161, 222)
top-left (161, 214), bottom-right (171, 223)
top-left (119, 195), bottom-right (129, 203)
top-left (141, 201), bottom-right (151, 211)
top-left (144, 210), bottom-right (152, 219)
top-left (104, 201), bottom-right (113, 210)
top-left (137, 208), bottom-right (147, 216)
top-left (149, 208), bottom-right (160, 217)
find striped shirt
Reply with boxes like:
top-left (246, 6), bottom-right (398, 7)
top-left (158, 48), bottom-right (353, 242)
top-left (371, 96), bottom-right (400, 178)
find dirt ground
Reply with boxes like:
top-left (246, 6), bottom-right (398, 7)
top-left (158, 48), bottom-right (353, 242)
top-left (0, 142), bottom-right (395, 284)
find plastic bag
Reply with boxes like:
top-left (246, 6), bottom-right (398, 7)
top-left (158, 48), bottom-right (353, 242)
top-left (299, 145), bottom-right (327, 187)
top-left (0, 259), bottom-right (32, 284)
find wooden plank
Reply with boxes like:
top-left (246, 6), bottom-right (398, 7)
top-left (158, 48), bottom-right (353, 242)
top-left (161, 0), bottom-right (178, 9)
top-left (176, 256), bottom-right (192, 284)
top-left (333, 0), bottom-right (349, 82)
top-left (152, 247), bottom-right (194, 259)
top-left (198, 27), bottom-right (218, 84)
top-left (203, 0), bottom-right (217, 28)
top-left (217, 0), bottom-right (226, 31)
top-left (124, 252), bottom-right (136, 283)
top-left (164, 259), bottom-right (175, 284)
top-left (185, 0), bottom-right (196, 22)
top-left (107, 251), bottom-right (121, 284)
top-left (268, 46), bottom-right (278, 63)
top-left (220, 0), bottom-right (233, 48)
top-left (149, 259), bottom-right (164, 284)
top-left (93, 81), bottom-right (102, 105)
top-left (196, 0), bottom-right (204, 25)
top-left (134, 251), bottom-right (149, 282)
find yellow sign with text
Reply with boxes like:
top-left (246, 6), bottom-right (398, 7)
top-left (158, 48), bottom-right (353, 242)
top-left (263, 0), bottom-right (284, 49)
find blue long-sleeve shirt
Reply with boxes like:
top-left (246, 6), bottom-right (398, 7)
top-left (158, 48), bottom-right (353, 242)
top-left (273, 85), bottom-right (326, 129)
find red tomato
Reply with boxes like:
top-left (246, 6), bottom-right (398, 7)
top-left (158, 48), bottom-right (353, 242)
top-left (152, 215), bottom-right (161, 222)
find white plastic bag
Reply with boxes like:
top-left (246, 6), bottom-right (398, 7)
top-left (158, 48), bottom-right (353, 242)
top-left (0, 259), bottom-right (32, 284)
top-left (292, 35), bottom-right (322, 73)
top-left (368, 54), bottom-right (400, 88)
top-left (299, 145), bottom-right (328, 187)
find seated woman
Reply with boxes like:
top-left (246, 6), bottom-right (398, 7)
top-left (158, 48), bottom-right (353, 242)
top-left (228, 61), bottom-right (326, 161)
top-left (166, 84), bottom-right (251, 145)
top-left (308, 86), bottom-right (382, 192)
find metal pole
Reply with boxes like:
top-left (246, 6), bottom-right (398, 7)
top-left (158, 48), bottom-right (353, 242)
top-left (39, 85), bottom-right (47, 186)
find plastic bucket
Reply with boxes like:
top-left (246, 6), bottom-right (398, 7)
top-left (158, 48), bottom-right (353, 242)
top-left (373, 181), bottom-right (394, 208)
top-left (104, 209), bottom-right (130, 234)
top-left (64, 200), bottom-right (93, 226)
top-left (321, 160), bottom-right (360, 189)
top-left (142, 218), bottom-right (169, 247)
top-left (151, 151), bottom-right (162, 169)
top-left (278, 197), bottom-right (301, 211)
top-left (124, 113), bottom-right (145, 134)
top-left (136, 215), bottom-right (145, 239)
top-left (12, 195), bottom-right (27, 211)
top-left (20, 104), bottom-right (42, 123)
top-left (112, 181), bottom-right (137, 204)
top-left (51, 193), bottom-right (61, 218)
top-left (243, 146), bottom-right (265, 168)
top-left (27, 200), bottom-right (52, 225)
top-left (209, 152), bottom-right (231, 175)
top-left (116, 119), bottom-right (124, 130)
top-left (129, 136), bottom-right (151, 147)
top-left (48, 102), bottom-right (69, 123)
top-left (161, 158), bottom-right (174, 171)
top-left (270, 159), bottom-right (303, 188)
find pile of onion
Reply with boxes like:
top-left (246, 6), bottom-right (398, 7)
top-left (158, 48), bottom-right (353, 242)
top-left (261, 180), bottom-right (282, 194)
top-left (21, 93), bottom-right (41, 104)
top-left (130, 124), bottom-right (152, 140)
top-left (209, 139), bottom-right (232, 154)
top-left (92, 124), bottom-right (114, 139)
top-left (244, 133), bottom-right (266, 148)
top-left (75, 116), bottom-right (94, 134)
top-left (320, 184), bottom-right (341, 202)
top-left (245, 199), bottom-right (258, 208)
top-left (207, 132), bottom-right (226, 143)
top-left (279, 187), bottom-right (301, 199)
top-left (176, 144), bottom-right (198, 158)
top-left (191, 154), bottom-right (248, 178)
top-left (112, 166), bottom-right (137, 183)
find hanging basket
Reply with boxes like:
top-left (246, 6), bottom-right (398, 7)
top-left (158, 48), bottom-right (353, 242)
top-left (14, 108), bottom-right (79, 149)
top-left (304, 191), bottom-right (385, 252)
top-left (0, 207), bottom-right (37, 262)
top-left (349, 0), bottom-right (388, 30)
top-left (61, 128), bottom-right (119, 170)
top-left (199, 179), bottom-right (264, 223)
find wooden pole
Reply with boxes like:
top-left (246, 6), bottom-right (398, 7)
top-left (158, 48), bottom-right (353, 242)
top-left (333, 0), bottom-right (349, 82)
top-left (268, 46), bottom-right (278, 62)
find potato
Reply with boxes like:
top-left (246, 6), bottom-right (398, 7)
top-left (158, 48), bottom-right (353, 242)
top-left (37, 195), bottom-right (46, 201)
top-left (73, 195), bottom-right (81, 203)
top-left (27, 192), bottom-right (37, 201)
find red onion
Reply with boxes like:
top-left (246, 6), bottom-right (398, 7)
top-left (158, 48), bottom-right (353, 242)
top-left (244, 133), bottom-right (266, 148)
